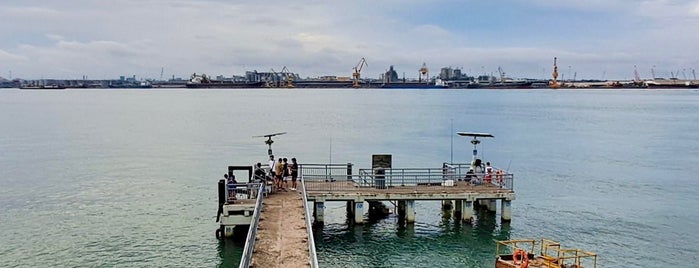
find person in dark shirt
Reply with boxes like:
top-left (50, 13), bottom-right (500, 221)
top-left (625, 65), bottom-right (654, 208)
top-left (290, 158), bottom-right (299, 191)
top-left (253, 162), bottom-right (266, 182)
top-left (465, 168), bottom-right (477, 184)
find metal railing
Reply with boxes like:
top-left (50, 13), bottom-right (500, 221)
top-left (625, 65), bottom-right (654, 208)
top-left (300, 177), bottom-right (320, 268)
top-left (444, 162), bottom-right (515, 190)
top-left (299, 163), bottom-right (353, 182)
top-left (300, 163), bottom-right (515, 192)
top-left (238, 183), bottom-right (265, 268)
top-left (226, 183), bottom-right (263, 202)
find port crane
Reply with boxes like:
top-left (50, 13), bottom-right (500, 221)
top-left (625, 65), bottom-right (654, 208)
top-left (497, 66), bottom-right (506, 84)
top-left (352, 57), bottom-right (367, 88)
top-left (266, 68), bottom-right (279, 88)
top-left (280, 66), bottom-right (295, 88)
top-left (419, 63), bottom-right (429, 83)
top-left (550, 57), bottom-right (560, 89)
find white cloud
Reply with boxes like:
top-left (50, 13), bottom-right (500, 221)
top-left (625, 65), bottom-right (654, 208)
top-left (0, 0), bottom-right (697, 80)
top-left (0, 49), bottom-right (27, 61)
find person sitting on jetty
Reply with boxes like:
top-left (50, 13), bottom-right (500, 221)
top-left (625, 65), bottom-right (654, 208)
top-left (465, 168), bottom-right (477, 182)
top-left (227, 174), bottom-right (238, 202)
top-left (253, 162), bottom-right (267, 183)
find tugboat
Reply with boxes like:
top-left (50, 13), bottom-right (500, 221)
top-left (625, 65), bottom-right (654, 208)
top-left (495, 239), bottom-right (597, 268)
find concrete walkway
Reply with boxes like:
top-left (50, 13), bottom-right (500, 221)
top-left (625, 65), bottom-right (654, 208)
top-left (252, 190), bottom-right (310, 268)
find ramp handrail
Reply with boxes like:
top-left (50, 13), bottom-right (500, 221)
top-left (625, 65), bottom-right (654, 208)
top-left (301, 177), bottom-right (320, 268)
top-left (238, 183), bottom-right (265, 268)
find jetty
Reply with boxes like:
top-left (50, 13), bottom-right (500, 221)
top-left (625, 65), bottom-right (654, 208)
top-left (215, 132), bottom-right (517, 268)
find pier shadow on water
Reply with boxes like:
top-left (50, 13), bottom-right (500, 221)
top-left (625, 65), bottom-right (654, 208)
top-left (216, 226), bottom-right (247, 268)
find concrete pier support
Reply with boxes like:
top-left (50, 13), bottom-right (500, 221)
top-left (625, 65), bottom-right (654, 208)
top-left (501, 199), bottom-right (512, 221)
top-left (346, 201), bottom-right (354, 215)
top-left (398, 200), bottom-right (406, 219)
top-left (405, 200), bottom-right (416, 223)
top-left (354, 200), bottom-right (365, 224)
top-left (462, 201), bottom-right (474, 223)
top-left (454, 200), bottom-right (463, 217)
top-left (313, 201), bottom-right (325, 223)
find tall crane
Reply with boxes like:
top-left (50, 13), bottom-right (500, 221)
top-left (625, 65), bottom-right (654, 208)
top-left (280, 66), bottom-right (295, 88)
top-left (419, 62), bottom-right (429, 83)
top-left (352, 57), bottom-right (367, 88)
top-left (550, 57), bottom-right (560, 89)
top-left (266, 68), bottom-right (278, 88)
top-left (497, 66), bottom-right (506, 84)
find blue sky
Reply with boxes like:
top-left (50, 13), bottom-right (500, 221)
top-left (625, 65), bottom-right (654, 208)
top-left (1, 0), bottom-right (698, 80)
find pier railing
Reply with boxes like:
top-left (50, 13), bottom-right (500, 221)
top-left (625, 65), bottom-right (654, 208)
top-left (227, 183), bottom-right (263, 202)
top-left (300, 163), bottom-right (514, 192)
top-left (444, 163), bottom-right (515, 190)
top-left (238, 183), bottom-right (265, 268)
top-left (300, 176), bottom-right (320, 268)
top-left (299, 163), bottom-right (354, 182)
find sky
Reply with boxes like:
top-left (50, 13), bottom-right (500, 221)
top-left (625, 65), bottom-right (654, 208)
top-left (1, 0), bottom-right (699, 81)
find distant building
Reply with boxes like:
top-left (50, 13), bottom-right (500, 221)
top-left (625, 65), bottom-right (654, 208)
top-left (385, 66), bottom-right (399, 83)
top-left (440, 67), bottom-right (463, 80)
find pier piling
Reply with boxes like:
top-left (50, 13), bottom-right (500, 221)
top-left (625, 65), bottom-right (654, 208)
top-left (501, 199), bottom-right (512, 221)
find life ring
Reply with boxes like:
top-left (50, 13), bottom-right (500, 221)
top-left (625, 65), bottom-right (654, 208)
top-left (513, 249), bottom-right (529, 268)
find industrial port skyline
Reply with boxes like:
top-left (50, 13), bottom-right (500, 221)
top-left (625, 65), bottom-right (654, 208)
top-left (2, 1), bottom-right (698, 82)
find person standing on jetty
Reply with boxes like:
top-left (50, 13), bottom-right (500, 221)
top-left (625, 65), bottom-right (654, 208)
top-left (290, 158), bottom-right (299, 191)
top-left (485, 162), bottom-right (494, 184)
top-left (275, 158), bottom-right (284, 190)
top-left (282, 158), bottom-right (290, 190)
top-left (268, 155), bottom-right (276, 180)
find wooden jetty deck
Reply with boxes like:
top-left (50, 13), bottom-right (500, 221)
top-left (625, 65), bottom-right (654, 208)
top-left (251, 190), bottom-right (311, 268)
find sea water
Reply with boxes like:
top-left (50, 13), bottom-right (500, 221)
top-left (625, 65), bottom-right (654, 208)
top-left (1, 88), bottom-right (697, 267)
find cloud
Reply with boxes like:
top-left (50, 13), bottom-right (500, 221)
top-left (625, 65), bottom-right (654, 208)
top-left (0, 0), bottom-right (697, 80)
top-left (0, 49), bottom-right (27, 61)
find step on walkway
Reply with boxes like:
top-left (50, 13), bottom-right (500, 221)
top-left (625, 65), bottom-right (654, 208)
top-left (252, 190), bottom-right (310, 268)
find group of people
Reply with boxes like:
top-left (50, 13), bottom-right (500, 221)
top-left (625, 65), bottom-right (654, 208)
top-left (464, 161), bottom-right (504, 186)
top-left (267, 155), bottom-right (299, 191)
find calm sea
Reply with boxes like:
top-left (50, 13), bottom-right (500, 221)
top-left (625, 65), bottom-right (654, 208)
top-left (1, 88), bottom-right (697, 267)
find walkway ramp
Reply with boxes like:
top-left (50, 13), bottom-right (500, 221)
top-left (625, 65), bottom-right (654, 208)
top-left (251, 191), bottom-right (310, 268)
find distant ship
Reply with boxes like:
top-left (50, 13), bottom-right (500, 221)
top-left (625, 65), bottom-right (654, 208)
top-left (644, 78), bottom-right (698, 88)
top-left (476, 80), bottom-right (533, 89)
top-left (20, 84), bottom-right (66, 90)
top-left (186, 73), bottom-right (264, 88)
top-left (381, 79), bottom-right (448, 89)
